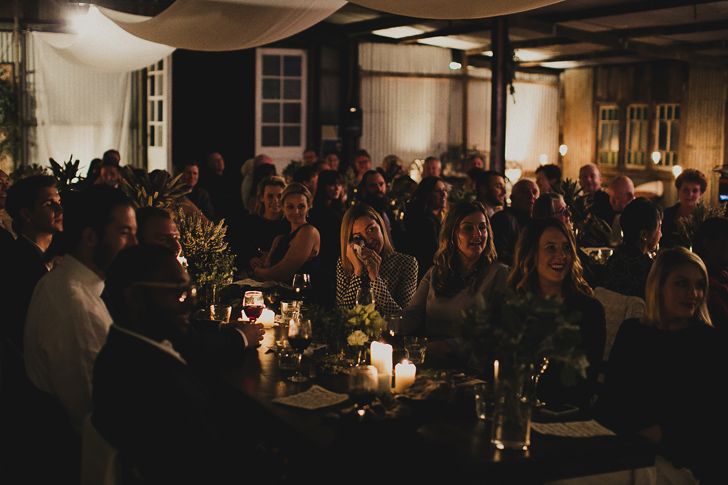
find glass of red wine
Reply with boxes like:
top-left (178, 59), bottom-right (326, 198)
top-left (287, 317), bottom-right (312, 382)
top-left (348, 365), bottom-right (378, 416)
top-left (242, 291), bottom-right (265, 325)
top-left (291, 274), bottom-right (311, 303)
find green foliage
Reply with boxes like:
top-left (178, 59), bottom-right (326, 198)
top-left (676, 203), bottom-right (726, 249)
top-left (307, 303), bottom-right (385, 354)
top-left (119, 166), bottom-right (188, 210)
top-left (9, 163), bottom-right (48, 181)
top-left (555, 178), bottom-right (611, 247)
top-left (176, 208), bottom-right (236, 292)
top-left (49, 155), bottom-right (84, 191)
top-left (0, 70), bottom-right (19, 163)
top-left (462, 289), bottom-right (588, 387)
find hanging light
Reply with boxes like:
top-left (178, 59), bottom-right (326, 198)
top-left (652, 151), bottom-right (661, 164)
top-left (559, 145), bottom-right (568, 156)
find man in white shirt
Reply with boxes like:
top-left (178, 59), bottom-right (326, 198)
top-left (24, 184), bottom-right (137, 433)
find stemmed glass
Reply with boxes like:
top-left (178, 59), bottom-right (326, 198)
top-left (525, 357), bottom-right (549, 407)
top-left (348, 365), bottom-right (378, 418)
top-left (287, 318), bottom-right (312, 382)
top-left (242, 291), bottom-right (265, 325)
top-left (292, 274), bottom-right (311, 302)
top-left (355, 286), bottom-right (375, 307)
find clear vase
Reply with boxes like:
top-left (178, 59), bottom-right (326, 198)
top-left (348, 345), bottom-right (368, 366)
top-left (491, 362), bottom-right (532, 451)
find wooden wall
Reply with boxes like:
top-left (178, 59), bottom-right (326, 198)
top-left (560, 61), bottom-right (727, 207)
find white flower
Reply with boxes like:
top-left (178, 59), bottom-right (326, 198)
top-left (347, 330), bottom-right (368, 346)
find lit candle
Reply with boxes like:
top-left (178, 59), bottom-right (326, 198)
top-left (370, 341), bottom-right (393, 375)
top-left (394, 360), bottom-right (416, 393)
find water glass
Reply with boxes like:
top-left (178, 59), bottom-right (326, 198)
top-left (473, 383), bottom-right (488, 421)
top-left (404, 336), bottom-right (426, 365)
top-left (209, 304), bottom-right (232, 323)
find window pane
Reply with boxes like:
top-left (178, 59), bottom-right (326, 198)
top-left (609, 125), bottom-right (619, 151)
top-left (658, 122), bottom-right (668, 150)
top-left (674, 106), bottom-right (680, 119)
top-left (157, 60), bottom-right (163, 71)
top-left (149, 125), bottom-right (155, 147)
top-left (262, 79), bottom-right (281, 100)
top-left (149, 101), bottom-right (155, 122)
top-left (157, 100), bottom-right (163, 122)
top-left (283, 79), bottom-right (301, 100)
top-left (262, 126), bottom-right (280, 146)
top-left (149, 75), bottom-right (155, 96)
top-left (157, 128), bottom-right (163, 147)
top-left (283, 56), bottom-right (302, 77)
top-left (262, 103), bottom-right (280, 123)
top-left (282, 126), bottom-right (301, 146)
top-left (263, 55), bottom-right (280, 76)
top-left (670, 123), bottom-right (679, 150)
top-left (282, 103), bottom-right (301, 123)
top-left (157, 75), bottom-right (163, 96)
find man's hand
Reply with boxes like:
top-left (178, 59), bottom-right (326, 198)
top-left (234, 322), bottom-right (265, 348)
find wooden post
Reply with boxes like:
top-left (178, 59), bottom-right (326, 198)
top-left (490, 16), bottom-right (508, 175)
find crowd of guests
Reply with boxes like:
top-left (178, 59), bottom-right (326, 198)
top-left (0, 147), bottom-right (726, 483)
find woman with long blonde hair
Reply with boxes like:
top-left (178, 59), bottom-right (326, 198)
top-left (597, 247), bottom-right (722, 482)
top-left (400, 201), bottom-right (509, 366)
top-left (336, 203), bottom-right (417, 316)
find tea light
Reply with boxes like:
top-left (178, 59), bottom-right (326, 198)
top-left (370, 341), bottom-right (393, 375)
top-left (394, 360), bottom-right (416, 393)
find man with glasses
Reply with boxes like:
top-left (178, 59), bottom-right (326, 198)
top-left (93, 244), bottom-right (248, 483)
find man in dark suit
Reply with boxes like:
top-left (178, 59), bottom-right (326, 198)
top-left (1, 175), bottom-right (63, 348)
top-left (93, 244), bottom-right (255, 484)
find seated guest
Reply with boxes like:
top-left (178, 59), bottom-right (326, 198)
top-left (1, 175), bottom-right (63, 349)
top-left (475, 170), bottom-right (506, 219)
top-left (463, 153), bottom-right (485, 173)
top-left (422, 156), bottom-right (442, 178)
top-left (230, 176), bottom-right (288, 272)
top-left (254, 183), bottom-right (320, 282)
top-left (579, 163), bottom-right (615, 228)
top-left (490, 178), bottom-right (539, 266)
top-left (597, 247), bottom-right (724, 482)
top-left (309, 170), bottom-right (346, 296)
top-left (533, 192), bottom-right (599, 288)
top-left (607, 175), bottom-right (635, 246)
top-left (135, 206), bottom-right (182, 258)
top-left (535, 163), bottom-right (561, 194)
top-left (403, 176), bottom-right (448, 281)
top-left (508, 218), bottom-right (606, 414)
top-left (94, 158), bottom-right (120, 189)
top-left (602, 198), bottom-right (662, 300)
top-left (336, 204), bottom-right (417, 316)
top-left (660, 168), bottom-right (708, 249)
top-left (293, 164), bottom-right (319, 201)
top-left (180, 160), bottom-right (215, 221)
top-left (93, 244), bottom-right (251, 484)
top-left (24, 185), bottom-right (137, 433)
top-left (401, 201), bottom-right (509, 366)
top-left (324, 152), bottom-right (340, 172)
top-left (465, 168), bottom-right (484, 193)
top-left (244, 162), bottom-right (277, 215)
top-left (381, 154), bottom-right (404, 182)
top-left (359, 170), bottom-right (394, 245)
top-left (241, 153), bottom-right (274, 211)
top-left (692, 217), bottom-right (728, 329)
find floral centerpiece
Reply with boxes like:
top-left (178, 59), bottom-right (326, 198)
top-left (308, 303), bottom-right (385, 369)
top-left (462, 289), bottom-right (588, 450)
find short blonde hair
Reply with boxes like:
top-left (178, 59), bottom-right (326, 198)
top-left (255, 176), bottom-right (286, 217)
top-left (339, 203), bottom-right (394, 276)
top-left (643, 247), bottom-right (712, 326)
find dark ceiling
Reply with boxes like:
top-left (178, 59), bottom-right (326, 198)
top-left (3, 1), bottom-right (727, 71)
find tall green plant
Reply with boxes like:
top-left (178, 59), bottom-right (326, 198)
top-left (49, 155), bottom-right (84, 191)
top-left (118, 166), bottom-right (188, 210)
top-left (0, 70), bottom-right (19, 163)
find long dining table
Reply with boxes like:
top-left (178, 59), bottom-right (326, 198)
top-left (218, 325), bottom-right (657, 484)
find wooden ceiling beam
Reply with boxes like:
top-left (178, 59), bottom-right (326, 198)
top-left (509, 36), bottom-right (578, 49)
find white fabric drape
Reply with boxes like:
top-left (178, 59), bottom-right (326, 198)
top-left (359, 44), bottom-right (559, 173)
top-left (101, 0), bottom-right (346, 52)
top-left (348, 0), bottom-right (564, 19)
top-left (31, 32), bottom-right (132, 170)
top-left (36, 6), bottom-right (174, 73)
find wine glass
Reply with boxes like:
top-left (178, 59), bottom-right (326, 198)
top-left (242, 291), bottom-right (265, 325)
top-left (525, 358), bottom-right (549, 407)
top-left (355, 286), bottom-right (375, 307)
top-left (292, 274), bottom-right (311, 302)
top-left (287, 318), bottom-right (312, 382)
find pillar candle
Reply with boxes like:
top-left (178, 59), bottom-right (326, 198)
top-left (370, 341), bottom-right (393, 375)
top-left (394, 360), bottom-right (416, 393)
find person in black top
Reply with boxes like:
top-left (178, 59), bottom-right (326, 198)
top-left (490, 179), bottom-right (539, 267)
top-left (403, 176), bottom-right (448, 281)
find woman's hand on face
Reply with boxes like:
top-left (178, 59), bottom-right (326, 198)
top-left (346, 242), bottom-right (366, 277)
top-left (361, 247), bottom-right (382, 281)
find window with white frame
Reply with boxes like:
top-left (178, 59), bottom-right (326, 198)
top-left (655, 103), bottom-right (680, 168)
top-left (256, 48), bottom-right (307, 165)
top-left (147, 59), bottom-right (170, 172)
top-left (626, 104), bottom-right (648, 167)
top-left (597, 105), bottom-right (620, 166)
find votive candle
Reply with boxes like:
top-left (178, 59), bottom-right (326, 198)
top-left (370, 341), bottom-right (393, 375)
top-left (394, 360), bottom-right (416, 393)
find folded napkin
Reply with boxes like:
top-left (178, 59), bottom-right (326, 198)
top-left (272, 385), bottom-right (349, 410)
